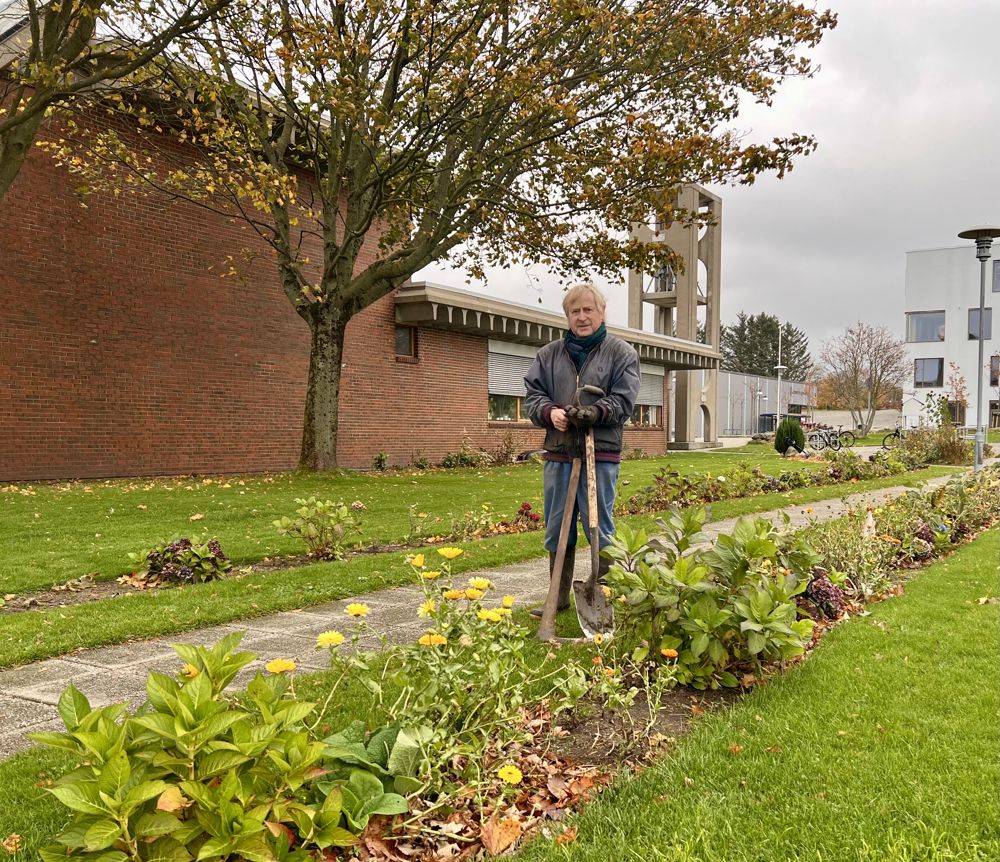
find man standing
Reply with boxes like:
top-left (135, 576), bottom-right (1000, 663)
top-left (524, 283), bottom-right (641, 615)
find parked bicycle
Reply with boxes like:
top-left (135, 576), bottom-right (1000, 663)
top-left (881, 423), bottom-right (905, 449)
top-left (807, 427), bottom-right (842, 451)
top-left (834, 425), bottom-right (856, 448)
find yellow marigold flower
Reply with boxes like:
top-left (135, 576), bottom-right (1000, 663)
top-left (418, 632), bottom-right (448, 646)
top-left (180, 663), bottom-right (200, 678)
top-left (661, 648), bottom-right (679, 659)
top-left (316, 630), bottom-right (345, 647)
top-left (604, 667), bottom-right (616, 677)
top-left (502, 594), bottom-right (515, 608)
top-left (805, 507), bottom-right (815, 514)
top-left (468, 576), bottom-right (492, 590)
top-left (265, 658), bottom-right (297, 674)
top-left (464, 588), bottom-right (484, 601)
top-left (345, 603), bottom-right (369, 617)
top-left (418, 599), bottom-right (437, 617)
top-left (477, 608), bottom-right (502, 622)
top-left (497, 764), bottom-right (523, 785)
top-left (498, 607), bottom-right (512, 617)
top-left (593, 633), bottom-right (604, 645)
top-left (420, 570), bottom-right (442, 580)
top-left (409, 553), bottom-right (425, 568)
top-left (601, 585), bottom-right (612, 599)
top-left (438, 547), bottom-right (464, 560)
top-left (443, 589), bottom-right (464, 600)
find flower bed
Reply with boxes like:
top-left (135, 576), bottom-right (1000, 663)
top-left (28, 469), bottom-right (1000, 861)
top-left (618, 448), bottom-right (926, 515)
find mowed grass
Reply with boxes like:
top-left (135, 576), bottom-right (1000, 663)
top-left (0, 463), bottom-right (958, 669)
top-left (516, 529), bottom-right (1000, 862)
top-left (1, 446), bottom-right (806, 597)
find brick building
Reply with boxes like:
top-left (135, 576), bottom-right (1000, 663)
top-left (0, 122), bottom-right (720, 481)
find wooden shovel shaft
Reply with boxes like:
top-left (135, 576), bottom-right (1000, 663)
top-left (584, 428), bottom-right (600, 591)
top-left (536, 457), bottom-right (581, 641)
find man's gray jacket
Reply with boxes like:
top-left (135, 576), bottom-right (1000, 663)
top-left (523, 335), bottom-right (641, 457)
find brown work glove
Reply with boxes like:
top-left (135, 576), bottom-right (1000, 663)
top-left (566, 405), bottom-right (599, 428)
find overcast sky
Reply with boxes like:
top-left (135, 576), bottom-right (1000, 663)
top-left (418, 0), bottom-right (1000, 356)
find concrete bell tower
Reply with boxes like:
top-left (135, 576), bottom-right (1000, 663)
top-left (626, 185), bottom-right (721, 448)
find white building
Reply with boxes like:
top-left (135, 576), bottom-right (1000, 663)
top-left (902, 245), bottom-right (1000, 429)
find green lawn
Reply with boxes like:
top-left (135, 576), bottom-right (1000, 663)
top-left (1, 446), bottom-right (807, 597)
top-left (0, 463), bottom-right (956, 669)
top-left (516, 528), bottom-right (1000, 862)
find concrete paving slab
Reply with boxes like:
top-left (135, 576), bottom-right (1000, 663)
top-left (0, 659), bottom-right (99, 697)
top-left (63, 641), bottom-right (177, 669)
top-left (0, 717), bottom-right (63, 759)
top-left (0, 696), bottom-right (60, 732)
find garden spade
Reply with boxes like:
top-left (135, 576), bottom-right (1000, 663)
top-left (535, 456), bottom-right (581, 641)
top-left (572, 409), bottom-right (614, 639)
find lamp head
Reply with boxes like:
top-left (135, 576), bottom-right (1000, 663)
top-left (958, 225), bottom-right (1000, 261)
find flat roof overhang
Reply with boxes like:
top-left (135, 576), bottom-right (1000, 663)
top-left (396, 282), bottom-right (719, 371)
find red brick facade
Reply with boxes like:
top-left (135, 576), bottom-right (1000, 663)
top-left (0, 128), bottom-right (669, 480)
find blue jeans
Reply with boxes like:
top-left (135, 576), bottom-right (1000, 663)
top-left (542, 459), bottom-right (620, 553)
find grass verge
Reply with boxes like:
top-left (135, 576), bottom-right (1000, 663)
top-left (515, 528), bottom-right (1000, 862)
top-left (1, 448), bottom-right (807, 596)
top-left (0, 467), bottom-right (958, 669)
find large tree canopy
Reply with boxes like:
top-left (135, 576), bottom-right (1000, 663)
top-left (0, 0), bottom-right (231, 200)
top-left (720, 312), bottom-right (812, 380)
top-left (54, 0), bottom-right (836, 468)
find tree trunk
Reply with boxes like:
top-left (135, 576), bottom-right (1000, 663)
top-left (0, 112), bottom-right (46, 204)
top-left (299, 305), bottom-right (349, 470)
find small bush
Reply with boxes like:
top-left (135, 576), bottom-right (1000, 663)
top-left (372, 450), bottom-right (389, 471)
top-left (489, 431), bottom-right (517, 465)
top-left (775, 418), bottom-right (805, 454)
top-left (126, 537), bottom-right (230, 587)
top-left (274, 497), bottom-right (360, 558)
top-left (440, 438), bottom-right (492, 468)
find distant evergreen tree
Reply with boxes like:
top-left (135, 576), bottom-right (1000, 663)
top-left (720, 312), bottom-right (812, 380)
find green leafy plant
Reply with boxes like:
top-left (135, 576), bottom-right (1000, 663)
top-left (29, 633), bottom-right (407, 862)
top-left (604, 510), bottom-right (815, 690)
top-left (372, 450), bottom-right (389, 471)
top-left (439, 438), bottom-right (493, 468)
top-left (775, 418), bottom-right (805, 454)
top-left (125, 537), bottom-right (231, 587)
top-left (274, 497), bottom-right (360, 559)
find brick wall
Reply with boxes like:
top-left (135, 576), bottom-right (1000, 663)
top-left (337, 295), bottom-right (669, 468)
top-left (0, 122), bottom-right (669, 480)
top-left (0, 124), bottom-right (315, 481)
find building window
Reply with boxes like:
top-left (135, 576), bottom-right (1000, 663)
top-left (488, 394), bottom-right (526, 421)
top-left (628, 404), bottom-right (662, 427)
top-left (914, 358), bottom-right (944, 388)
top-left (968, 307), bottom-right (992, 340)
top-left (394, 325), bottom-right (417, 358)
top-left (905, 311), bottom-right (945, 342)
top-left (993, 261), bottom-right (1000, 293)
top-left (991, 354), bottom-right (1000, 387)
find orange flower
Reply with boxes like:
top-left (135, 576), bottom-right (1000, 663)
top-left (418, 632), bottom-right (448, 646)
top-left (464, 588), bottom-right (484, 601)
top-left (592, 656), bottom-right (603, 665)
top-left (437, 547), bottom-right (464, 560)
top-left (660, 648), bottom-right (679, 659)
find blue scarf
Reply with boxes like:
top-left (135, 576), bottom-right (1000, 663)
top-left (564, 323), bottom-right (607, 371)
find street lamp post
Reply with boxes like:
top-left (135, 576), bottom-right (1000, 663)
top-left (957, 225), bottom-right (1000, 473)
top-left (775, 324), bottom-right (787, 429)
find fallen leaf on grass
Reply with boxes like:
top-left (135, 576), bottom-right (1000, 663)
top-left (189, 513), bottom-right (205, 521)
top-left (727, 743), bottom-right (743, 755)
top-left (683, 776), bottom-right (695, 787)
top-left (480, 818), bottom-right (522, 854)
top-left (765, 745), bottom-right (783, 754)
top-left (976, 596), bottom-right (999, 605)
top-left (554, 826), bottom-right (577, 846)
top-left (690, 703), bottom-right (705, 718)
top-left (2, 834), bottom-right (22, 853)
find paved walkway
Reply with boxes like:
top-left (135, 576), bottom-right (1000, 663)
top-left (0, 471), bottom-right (961, 758)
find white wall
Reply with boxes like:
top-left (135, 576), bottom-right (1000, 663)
top-left (903, 246), bottom-right (998, 429)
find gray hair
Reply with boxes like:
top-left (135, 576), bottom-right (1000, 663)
top-left (562, 283), bottom-right (607, 315)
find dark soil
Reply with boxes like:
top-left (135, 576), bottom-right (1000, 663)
top-left (547, 687), bottom-right (742, 769)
